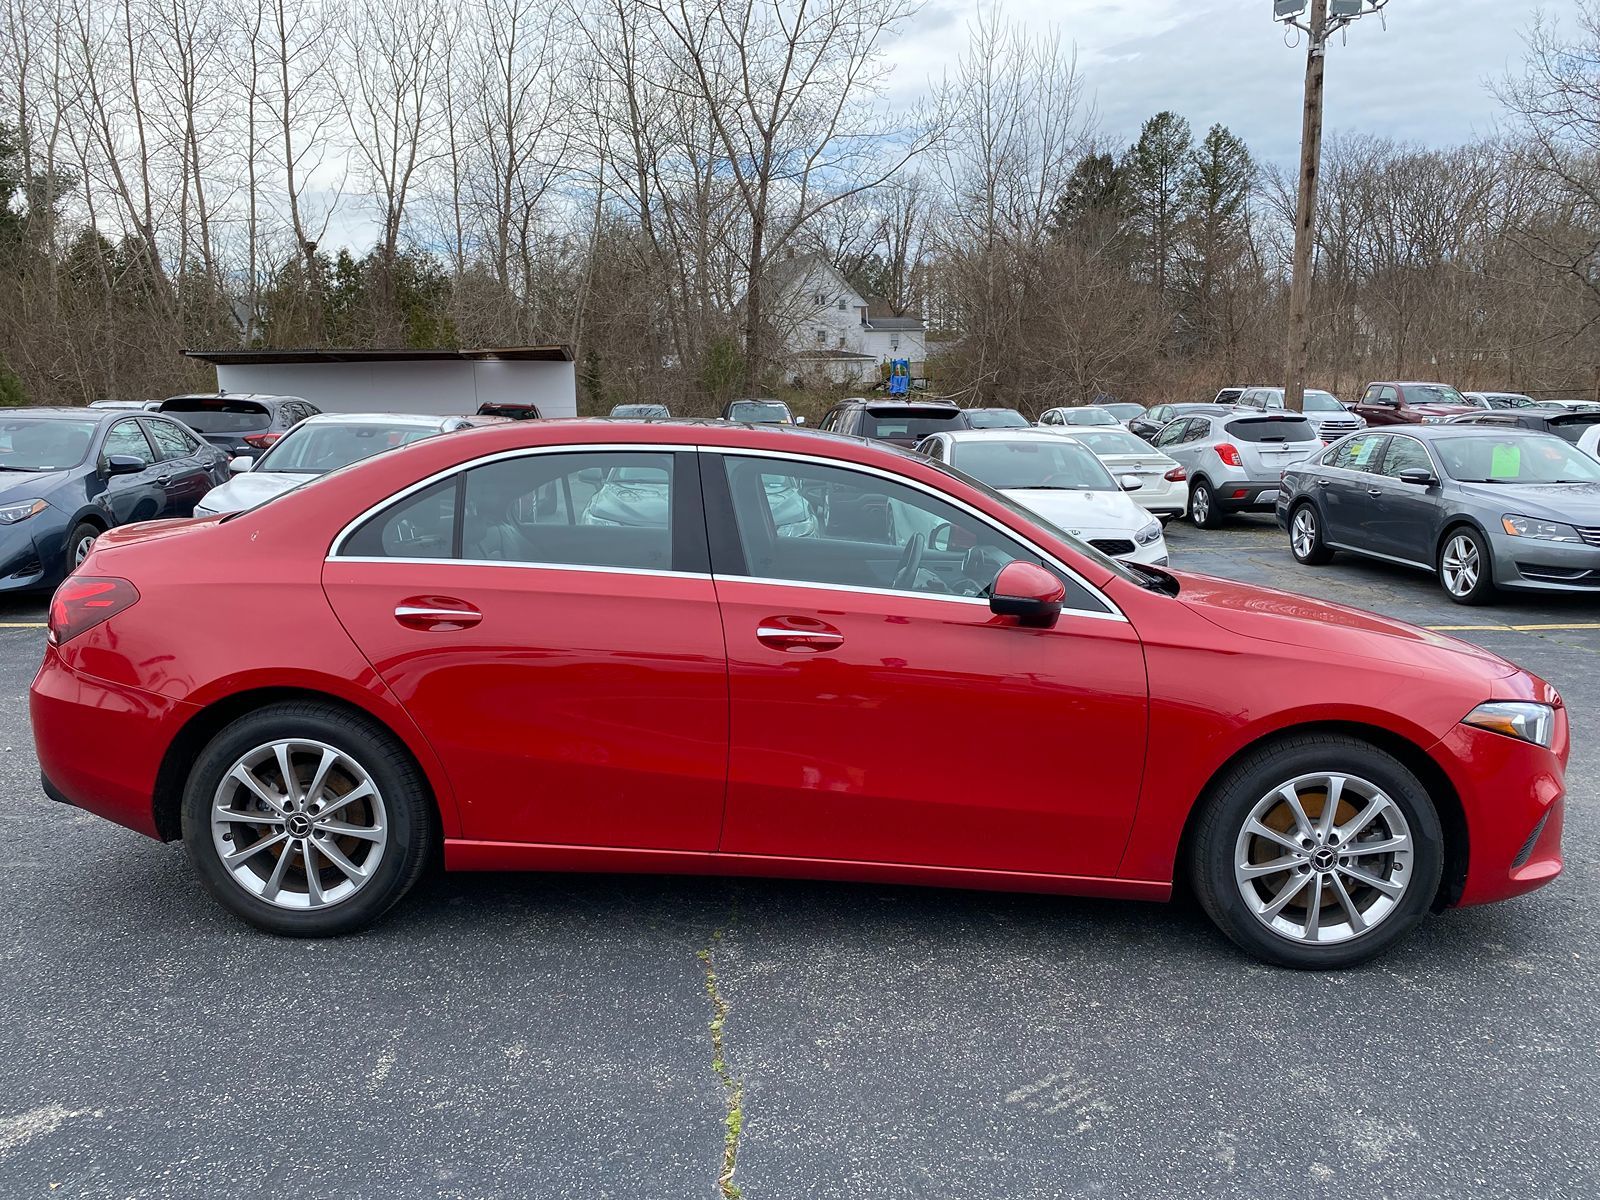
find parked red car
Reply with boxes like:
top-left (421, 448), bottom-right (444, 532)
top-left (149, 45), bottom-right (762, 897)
top-left (31, 421), bottom-right (1566, 967)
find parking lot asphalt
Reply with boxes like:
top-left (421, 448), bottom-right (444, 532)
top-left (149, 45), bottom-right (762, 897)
top-left (0, 519), bottom-right (1594, 1199)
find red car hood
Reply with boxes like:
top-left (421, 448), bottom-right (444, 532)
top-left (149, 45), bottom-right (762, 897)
top-left (1408, 403), bottom-right (1475, 418)
top-left (1172, 570), bottom-right (1521, 678)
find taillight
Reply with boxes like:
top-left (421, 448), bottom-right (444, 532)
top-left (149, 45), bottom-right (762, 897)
top-left (1215, 442), bottom-right (1243, 467)
top-left (243, 432), bottom-right (282, 450)
top-left (48, 576), bottom-right (140, 645)
top-left (1163, 466), bottom-right (1187, 482)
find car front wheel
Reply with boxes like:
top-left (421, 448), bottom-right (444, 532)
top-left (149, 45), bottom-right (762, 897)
top-left (180, 701), bottom-right (433, 936)
top-left (1438, 526), bottom-right (1495, 605)
top-left (1191, 734), bottom-right (1443, 969)
top-left (1288, 503), bottom-right (1334, 565)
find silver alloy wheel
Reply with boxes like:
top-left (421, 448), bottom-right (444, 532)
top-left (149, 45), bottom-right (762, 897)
top-left (210, 739), bottom-right (388, 910)
top-left (73, 534), bottom-right (96, 565)
top-left (1192, 486), bottom-right (1210, 525)
top-left (1290, 508), bottom-right (1317, 558)
top-left (1440, 533), bottom-right (1480, 597)
top-left (1233, 772), bottom-right (1414, 946)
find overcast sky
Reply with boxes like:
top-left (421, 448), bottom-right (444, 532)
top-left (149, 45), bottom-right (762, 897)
top-left (894, 0), bottom-right (1565, 164)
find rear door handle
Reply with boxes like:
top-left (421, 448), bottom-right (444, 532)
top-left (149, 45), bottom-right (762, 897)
top-left (395, 596), bottom-right (482, 631)
top-left (756, 616), bottom-right (844, 653)
top-left (1366, 487), bottom-right (1383, 496)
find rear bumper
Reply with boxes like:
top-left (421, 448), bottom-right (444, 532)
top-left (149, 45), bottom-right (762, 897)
top-left (1212, 480), bottom-right (1282, 513)
top-left (30, 643), bottom-right (194, 839)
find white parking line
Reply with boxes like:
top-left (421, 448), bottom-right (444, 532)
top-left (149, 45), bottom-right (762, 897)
top-left (1428, 623), bottom-right (1600, 633)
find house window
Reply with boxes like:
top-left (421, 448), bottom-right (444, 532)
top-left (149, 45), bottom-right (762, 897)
top-left (816, 329), bottom-right (826, 345)
top-left (837, 336), bottom-right (846, 349)
top-left (890, 335), bottom-right (900, 351)
top-left (814, 291), bottom-right (826, 306)
top-left (836, 298), bottom-right (846, 310)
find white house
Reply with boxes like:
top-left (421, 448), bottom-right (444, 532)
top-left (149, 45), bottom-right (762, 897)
top-left (182, 347), bottom-right (577, 417)
top-left (771, 254), bottom-right (927, 386)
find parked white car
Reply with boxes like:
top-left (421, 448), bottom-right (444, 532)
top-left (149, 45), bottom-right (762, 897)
top-left (1580, 423), bottom-right (1600, 462)
top-left (1060, 426), bottom-right (1188, 521)
top-left (1036, 406), bottom-right (1122, 430)
top-left (194, 413), bottom-right (473, 517)
top-left (918, 429), bottom-right (1168, 566)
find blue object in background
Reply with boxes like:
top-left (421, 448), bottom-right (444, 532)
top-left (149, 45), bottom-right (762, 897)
top-left (887, 359), bottom-right (910, 396)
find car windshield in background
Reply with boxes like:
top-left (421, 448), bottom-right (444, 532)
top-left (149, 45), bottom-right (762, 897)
top-left (727, 401), bottom-right (791, 423)
top-left (1303, 391), bottom-right (1343, 412)
top-left (161, 398), bottom-right (270, 433)
top-left (1226, 417), bottom-right (1317, 443)
top-left (610, 405), bottom-right (670, 418)
top-left (1064, 409), bottom-right (1119, 426)
top-left (965, 409), bottom-right (1029, 429)
top-left (0, 419), bottom-right (97, 471)
top-left (1069, 429), bottom-right (1161, 456)
top-left (1408, 385), bottom-right (1468, 407)
top-left (1435, 435), bottom-right (1600, 484)
top-left (859, 410), bottom-right (962, 439)
top-left (254, 423), bottom-right (440, 475)
top-left (1096, 404), bottom-right (1146, 421)
top-left (951, 439), bottom-right (1117, 491)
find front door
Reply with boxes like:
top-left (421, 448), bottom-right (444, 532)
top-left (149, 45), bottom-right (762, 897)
top-left (322, 447), bottom-right (729, 850)
top-left (705, 451), bottom-right (1149, 879)
top-left (1365, 433), bottom-right (1442, 565)
top-left (96, 418), bottom-right (170, 524)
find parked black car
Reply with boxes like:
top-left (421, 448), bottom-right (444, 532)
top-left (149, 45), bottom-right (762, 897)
top-left (1127, 402), bottom-right (1243, 442)
top-left (609, 403), bottom-right (671, 418)
top-left (0, 407), bottom-right (230, 590)
top-left (1448, 405), bottom-right (1600, 445)
top-left (818, 398), bottom-right (969, 447)
top-left (156, 393), bottom-right (319, 459)
top-left (476, 401), bottom-right (543, 421)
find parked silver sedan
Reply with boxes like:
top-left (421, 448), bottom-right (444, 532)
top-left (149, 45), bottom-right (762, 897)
top-left (1150, 411), bottom-right (1322, 527)
top-left (1277, 426), bottom-right (1600, 604)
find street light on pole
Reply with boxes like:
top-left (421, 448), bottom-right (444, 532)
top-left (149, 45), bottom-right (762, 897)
top-left (1276, 0), bottom-right (1390, 412)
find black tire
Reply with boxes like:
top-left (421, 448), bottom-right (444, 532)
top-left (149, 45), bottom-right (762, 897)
top-left (1437, 525), bottom-right (1495, 606)
top-left (1189, 479), bottom-right (1224, 529)
top-left (1287, 502), bottom-right (1335, 565)
top-left (65, 520), bottom-right (102, 574)
top-left (1190, 734), bottom-right (1443, 969)
top-left (180, 701), bottom-right (434, 936)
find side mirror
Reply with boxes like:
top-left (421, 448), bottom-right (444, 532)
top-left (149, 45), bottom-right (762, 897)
top-left (1397, 467), bottom-right (1436, 486)
top-left (989, 561), bottom-right (1065, 629)
top-left (1119, 474), bottom-right (1142, 491)
top-left (103, 454), bottom-right (145, 477)
top-left (794, 415), bottom-right (807, 426)
top-left (229, 455), bottom-right (253, 474)
top-left (928, 521), bottom-right (978, 553)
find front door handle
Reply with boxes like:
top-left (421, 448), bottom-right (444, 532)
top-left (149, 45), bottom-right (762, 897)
top-left (1366, 487), bottom-right (1383, 496)
top-left (1315, 478), bottom-right (1331, 487)
top-left (395, 596), bottom-right (482, 631)
top-left (756, 616), bottom-right (844, 653)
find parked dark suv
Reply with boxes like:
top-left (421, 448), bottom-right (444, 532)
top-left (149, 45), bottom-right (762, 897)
top-left (818, 398), bottom-right (970, 447)
top-left (156, 393), bottom-right (319, 459)
top-left (1352, 381), bottom-right (1477, 427)
top-left (1448, 404), bottom-right (1600, 444)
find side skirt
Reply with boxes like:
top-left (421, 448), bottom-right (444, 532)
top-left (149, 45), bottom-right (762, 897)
top-left (444, 840), bottom-right (1172, 902)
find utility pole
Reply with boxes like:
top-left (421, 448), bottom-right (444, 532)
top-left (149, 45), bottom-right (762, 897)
top-left (1276, 0), bottom-right (1389, 413)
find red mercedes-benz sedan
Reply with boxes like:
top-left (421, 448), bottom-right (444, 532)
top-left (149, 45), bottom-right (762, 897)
top-left (30, 420), bottom-right (1567, 967)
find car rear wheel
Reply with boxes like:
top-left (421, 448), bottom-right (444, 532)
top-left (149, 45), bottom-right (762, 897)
top-left (1189, 481), bottom-right (1223, 529)
top-left (1438, 527), bottom-right (1495, 605)
top-left (1191, 735), bottom-right (1442, 969)
top-left (1288, 503), bottom-right (1334, 565)
top-left (180, 701), bottom-right (433, 936)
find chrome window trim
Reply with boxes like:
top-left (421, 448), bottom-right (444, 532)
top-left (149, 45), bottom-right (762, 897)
top-left (332, 556), bottom-right (712, 582)
top-left (703, 445), bottom-right (1126, 622)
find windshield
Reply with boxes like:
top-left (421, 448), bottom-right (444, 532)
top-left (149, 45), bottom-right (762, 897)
top-left (1435, 435), bottom-right (1600, 483)
top-left (965, 408), bottom-right (1029, 429)
top-left (1063, 408), bottom-right (1119, 426)
top-left (1096, 403), bottom-right (1146, 421)
top-left (254, 422), bottom-right (440, 475)
top-left (951, 438), bottom-right (1117, 491)
top-left (1407, 385), bottom-right (1468, 408)
top-left (727, 401), bottom-right (791, 423)
top-left (1068, 429), bottom-right (1161, 456)
top-left (0, 419), bottom-right (97, 471)
top-left (1303, 391), bottom-right (1343, 412)
top-left (610, 404), bottom-right (670, 418)
top-left (160, 397), bottom-right (271, 433)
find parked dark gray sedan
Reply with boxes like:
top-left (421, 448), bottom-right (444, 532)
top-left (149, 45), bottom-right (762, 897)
top-left (1276, 425), bottom-right (1600, 604)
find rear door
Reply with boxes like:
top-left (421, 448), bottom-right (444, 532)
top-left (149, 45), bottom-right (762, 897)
top-left (322, 446), bottom-right (729, 850)
top-left (142, 416), bottom-right (215, 515)
top-left (1318, 433), bottom-right (1388, 546)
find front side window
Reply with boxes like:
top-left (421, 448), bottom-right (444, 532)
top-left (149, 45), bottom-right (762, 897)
top-left (718, 454), bottom-right (1101, 609)
top-left (104, 420), bottom-right (157, 466)
top-left (1152, 419), bottom-right (1192, 448)
top-left (1379, 436), bottom-right (1435, 477)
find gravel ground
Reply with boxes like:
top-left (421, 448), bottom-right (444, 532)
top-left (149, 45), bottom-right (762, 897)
top-left (0, 516), bottom-right (1593, 1199)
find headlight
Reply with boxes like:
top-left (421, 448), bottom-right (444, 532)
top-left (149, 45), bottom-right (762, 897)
top-left (1461, 701), bottom-right (1555, 748)
top-left (1134, 519), bottom-right (1163, 545)
top-left (0, 498), bottom-right (46, 524)
top-left (1501, 514), bottom-right (1582, 543)
top-left (1420, 416), bottom-right (1447, 424)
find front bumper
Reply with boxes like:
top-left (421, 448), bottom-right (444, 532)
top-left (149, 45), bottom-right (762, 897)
top-left (30, 643), bottom-right (194, 839)
top-left (1487, 533), bottom-right (1600, 593)
top-left (0, 510), bottom-right (66, 592)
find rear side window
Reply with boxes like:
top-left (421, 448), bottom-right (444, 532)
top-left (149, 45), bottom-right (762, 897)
top-left (1325, 433), bottom-right (1384, 471)
top-left (1225, 417), bottom-right (1316, 443)
top-left (858, 409), bottom-right (963, 439)
top-left (146, 418), bottom-right (200, 458)
top-left (161, 397), bottom-right (271, 434)
top-left (343, 478), bottom-right (458, 559)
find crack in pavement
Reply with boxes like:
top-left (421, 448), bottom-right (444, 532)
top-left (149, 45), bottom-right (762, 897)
top-left (699, 928), bottom-right (744, 1199)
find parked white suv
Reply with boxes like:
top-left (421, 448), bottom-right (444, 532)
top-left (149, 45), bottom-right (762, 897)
top-left (1150, 411), bottom-right (1323, 528)
top-left (1236, 387), bottom-right (1364, 441)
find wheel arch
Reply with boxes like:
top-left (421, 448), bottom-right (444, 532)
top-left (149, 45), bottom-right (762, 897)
top-left (1172, 719), bottom-right (1468, 910)
top-left (1435, 516), bottom-right (1497, 587)
top-left (151, 686), bottom-right (449, 847)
